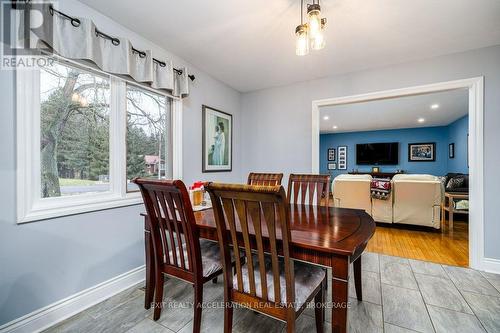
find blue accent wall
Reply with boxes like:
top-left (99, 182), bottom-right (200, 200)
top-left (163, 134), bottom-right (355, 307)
top-left (320, 117), bottom-right (469, 179)
top-left (447, 116), bottom-right (469, 174)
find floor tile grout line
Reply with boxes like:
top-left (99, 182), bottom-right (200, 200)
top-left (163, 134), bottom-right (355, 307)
top-left (377, 253), bottom-right (385, 333)
top-left (445, 265), bottom-right (500, 294)
top-left (441, 263), bottom-right (490, 333)
top-left (442, 266), bottom-right (500, 298)
top-left (409, 259), bottom-right (437, 333)
top-left (413, 271), bottom-right (474, 315)
top-left (173, 318), bottom-right (192, 333)
top-left (383, 322), bottom-right (422, 333)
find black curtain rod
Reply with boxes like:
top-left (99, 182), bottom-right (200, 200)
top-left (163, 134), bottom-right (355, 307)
top-left (46, 4), bottom-right (195, 81)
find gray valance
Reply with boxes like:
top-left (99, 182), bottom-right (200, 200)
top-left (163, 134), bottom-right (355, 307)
top-left (30, 3), bottom-right (190, 97)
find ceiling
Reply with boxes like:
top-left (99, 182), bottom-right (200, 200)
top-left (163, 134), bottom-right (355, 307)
top-left (80, 0), bottom-right (500, 92)
top-left (319, 89), bottom-right (468, 133)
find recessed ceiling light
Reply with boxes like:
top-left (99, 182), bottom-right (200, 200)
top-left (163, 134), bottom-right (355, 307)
top-left (332, 125), bottom-right (338, 129)
top-left (323, 115), bottom-right (329, 120)
top-left (430, 104), bottom-right (439, 109)
top-left (418, 118), bottom-right (425, 123)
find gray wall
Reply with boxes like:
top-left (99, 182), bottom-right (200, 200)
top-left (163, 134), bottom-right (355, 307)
top-left (241, 45), bottom-right (500, 261)
top-left (0, 0), bottom-right (241, 325)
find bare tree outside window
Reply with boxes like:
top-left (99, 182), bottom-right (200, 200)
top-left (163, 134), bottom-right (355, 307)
top-left (126, 85), bottom-right (170, 192)
top-left (40, 62), bottom-right (111, 197)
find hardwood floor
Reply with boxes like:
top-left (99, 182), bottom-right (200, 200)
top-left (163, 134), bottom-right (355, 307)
top-left (324, 195), bottom-right (469, 267)
top-left (366, 219), bottom-right (469, 267)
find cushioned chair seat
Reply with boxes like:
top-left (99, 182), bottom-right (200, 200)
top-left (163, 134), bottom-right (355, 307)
top-left (169, 239), bottom-right (227, 277)
top-left (234, 257), bottom-right (326, 310)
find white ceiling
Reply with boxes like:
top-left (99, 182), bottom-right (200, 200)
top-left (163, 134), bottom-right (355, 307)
top-left (319, 89), bottom-right (468, 133)
top-left (80, 0), bottom-right (500, 92)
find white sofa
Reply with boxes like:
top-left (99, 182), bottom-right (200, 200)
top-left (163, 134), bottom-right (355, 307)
top-left (392, 174), bottom-right (443, 229)
top-left (332, 174), bottom-right (372, 215)
top-left (332, 174), bottom-right (444, 229)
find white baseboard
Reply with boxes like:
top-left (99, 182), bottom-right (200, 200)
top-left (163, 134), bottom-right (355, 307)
top-left (0, 266), bottom-right (145, 333)
top-left (482, 257), bottom-right (500, 275)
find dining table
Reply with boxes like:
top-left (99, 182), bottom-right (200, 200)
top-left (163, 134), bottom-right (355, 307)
top-left (143, 204), bottom-right (375, 333)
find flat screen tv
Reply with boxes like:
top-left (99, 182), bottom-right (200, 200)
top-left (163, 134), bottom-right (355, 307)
top-left (356, 142), bottom-right (399, 165)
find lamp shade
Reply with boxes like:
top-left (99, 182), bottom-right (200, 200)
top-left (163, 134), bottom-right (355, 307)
top-left (307, 4), bottom-right (321, 39)
top-left (295, 24), bottom-right (309, 56)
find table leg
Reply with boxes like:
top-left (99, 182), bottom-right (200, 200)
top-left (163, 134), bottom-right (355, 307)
top-left (331, 255), bottom-right (349, 333)
top-left (144, 216), bottom-right (155, 309)
top-left (448, 198), bottom-right (454, 232)
top-left (353, 256), bottom-right (362, 301)
top-left (441, 203), bottom-right (445, 231)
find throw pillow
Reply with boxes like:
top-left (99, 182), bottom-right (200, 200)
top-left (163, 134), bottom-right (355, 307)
top-left (446, 177), bottom-right (464, 190)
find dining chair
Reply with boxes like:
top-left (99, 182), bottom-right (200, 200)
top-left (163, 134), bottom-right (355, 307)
top-left (247, 172), bottom-right (284, 186)
top-left (205, 183), bottom-right (326, 333)
top-left (133, 178), bottom-right (240, 331)
top-left (287, 174), bottom-right (331, 206)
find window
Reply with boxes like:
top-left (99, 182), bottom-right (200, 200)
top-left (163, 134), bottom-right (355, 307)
top-left (17, 57), bottom-right (182, 223)
top-left (40, 62), bottom-right (111, 197)
top-left (126, 85), bottom-right (172, 192)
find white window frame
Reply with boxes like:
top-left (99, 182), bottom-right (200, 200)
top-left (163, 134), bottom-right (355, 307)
top-left (16, 58), bottom-right (183, 223)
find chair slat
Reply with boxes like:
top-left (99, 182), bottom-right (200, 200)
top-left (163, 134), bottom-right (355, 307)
top-left (248, 201), bottom-right (268, 301)
top-left (163, 191), bottom-right (185, 269)
top-left (308, 182), bottom-right (315, 205)
top-left (316, 182), bottom-right (324, 207)
top-left (262, 201), bottom-right (281, 304)
top-left (172, 193), bottom-right (191, 270)
top-left (234, 199), bottom-right (256, 296)
top-left (221, 197), bottom-right (244, 291)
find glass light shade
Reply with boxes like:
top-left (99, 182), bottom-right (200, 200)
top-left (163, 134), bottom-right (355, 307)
top-left (295, 25), bottom-right (309, 56)
top-left (308, 8), bottom-right (321, 39)
top-left (311, 29), bottom-right (325, 50)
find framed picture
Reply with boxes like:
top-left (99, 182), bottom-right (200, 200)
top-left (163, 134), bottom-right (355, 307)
top-left (338, 146), bottom-right (347, 170)
top-left (327, 148), bottom-right (336, 161)
top-left (449, 143), bottom-right (455, 158)
top-left (327, 163), bottom-right (336, 170)
top-left (372, 166), bottom-right (380, 173)
top-left (202, 105), bottom-right (232, 172)
top-left (408, 142), bottom-right (435, 162)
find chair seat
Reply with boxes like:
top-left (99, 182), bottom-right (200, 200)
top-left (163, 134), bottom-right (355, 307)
top-left (169, 239), bottom-right (234, 278)
top-left (234, 257), bottom-right (325, 310)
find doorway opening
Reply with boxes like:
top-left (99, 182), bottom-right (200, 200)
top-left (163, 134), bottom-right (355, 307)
top-left (311, 78), bottom-right (484, 269)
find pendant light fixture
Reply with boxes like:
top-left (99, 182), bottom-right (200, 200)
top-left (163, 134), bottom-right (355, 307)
top-left (295, 0), bottom-right (327, 56)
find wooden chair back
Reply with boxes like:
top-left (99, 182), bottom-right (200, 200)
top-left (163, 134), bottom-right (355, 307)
top-left (287, 174), bottom-right (331, 206)
top-left (247, 172), bottom-right (284, 186)
top-left (205, 183), bottom-right (295, 310)
top-left (134, 178), bottom-right (202, 281)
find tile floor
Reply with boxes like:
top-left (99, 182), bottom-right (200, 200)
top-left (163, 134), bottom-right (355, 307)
top-left (43, 253), bottom-right (500, 333)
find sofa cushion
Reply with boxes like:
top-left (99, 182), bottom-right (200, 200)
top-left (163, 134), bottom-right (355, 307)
top-left (393, 174), bottom-right (439, 182)
top-left (335, 174), bottom-right (373, 181)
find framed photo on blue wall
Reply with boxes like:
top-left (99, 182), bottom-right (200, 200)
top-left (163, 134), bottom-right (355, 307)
top-left (327, 163), bottom-right (337, 170)
top-left (449, 143), bottom-right (455, 158)
top-left (338, 146), bottom-right (347, 169)
top-left (327, 148), bottom-right (336, 161)
top-left (408, 142), bottom-right (435, 162)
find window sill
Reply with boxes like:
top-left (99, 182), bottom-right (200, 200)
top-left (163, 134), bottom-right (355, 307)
top-left (18, 193), bottom-right (143, 224)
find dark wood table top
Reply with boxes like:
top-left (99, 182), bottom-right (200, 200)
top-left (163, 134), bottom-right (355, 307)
top-left (194, 204), bottom-right (375, 257)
